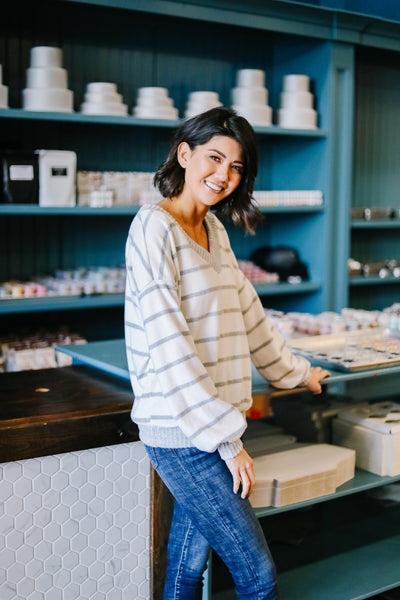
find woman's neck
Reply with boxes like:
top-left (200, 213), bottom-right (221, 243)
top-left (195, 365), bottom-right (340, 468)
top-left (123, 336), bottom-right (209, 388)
top-left (158, 197), bottom-right (209, 251)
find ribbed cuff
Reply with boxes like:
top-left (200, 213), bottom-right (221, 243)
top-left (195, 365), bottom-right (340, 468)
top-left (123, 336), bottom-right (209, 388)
top-left (218, 438), bottom-right (243, 460)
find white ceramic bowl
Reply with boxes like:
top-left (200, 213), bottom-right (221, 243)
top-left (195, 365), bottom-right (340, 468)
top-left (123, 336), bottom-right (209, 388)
top-left (233, 104), bottom-right (272, 126)
top-left (280, 91), bottom-right (313, 109)
top-left (283, 74), bottom-right (310, 92)
top-left (22, 87), bottom-right (73, 112)
top-left (135, 96), bottom-right (173, 108)
top-left (81, 102), bottom-right (128, 116)
top-left (188, 91), bottom-right (219, 103)
top-left (27, 67), bottom-right (67, 89)
top-left (30, 46), bottom-right (63, 68)
top-left (136, 87), bottom-right (169, 98)
top-left (84, 91), bottom-right (123, 104)
top-left (184, 101), bottom-right (222, 118)
top-left (86, 82), bottom-right (117, 94)
top-left (133, 105), bottom-right (178, 119)
top-left (236, 69), bottom-right (265, 88)
top-left (231, 86), bottom-right (268, 105)
top-left (277, 108), bottom-right (317, 129)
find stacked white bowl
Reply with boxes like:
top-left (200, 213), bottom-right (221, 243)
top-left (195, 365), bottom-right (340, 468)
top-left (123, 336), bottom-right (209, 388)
top-left (133, 87), bottom-right (178, 120)
top-left (184, 91), bottom-right (222, 119)
top-left (80, 82), bottom-right (128, 116)
top-left (22, 46), bottom-right (73, 112)
top-left (277, 74), bottom-right (317, 129)
top-left (0, 65), bottom-right (8, 108)
top-left (231, 69), bottom-right (272, 126)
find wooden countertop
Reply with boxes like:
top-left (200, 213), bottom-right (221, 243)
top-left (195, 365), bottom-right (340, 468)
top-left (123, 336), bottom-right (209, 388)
top-left (0, 365), bottom-right (138, 462)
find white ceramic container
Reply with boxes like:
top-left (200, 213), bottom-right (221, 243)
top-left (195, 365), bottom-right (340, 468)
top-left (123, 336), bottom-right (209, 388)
top-left (86, 82), bottom-right (117, 94)
top-left (236, 69), bottom-right (265, 88)
top-left (133, 105), bottom-right (178, 119)
top-left (188, 91), bottom-right (219, 103)
top-left (233, 103), bottom-right (272, 126)
top-left (136, 95), bottom-right (173, 108)
top-left (283, 74), bottom-right (310, 92)
top-left (0, 85), bottom-right (8, 108)
top-left (84, 91), bottom-right (123, 104)
top-left (280, 90), bottom-right (313, 109)
top-left (278, 108), bottom-right (317, 129)
top-left (136, 87), bottom-right (169, 98)
top-left (81, 101), bottom-right (128, 116)
top-left (26, 67), bottom-right (67, 89)
top-left (22, 87), bottom-right (73, 112)
top-left (231, 85), bottom-right (268, 105)
top-left (30, 46), bottom-right (62, 68)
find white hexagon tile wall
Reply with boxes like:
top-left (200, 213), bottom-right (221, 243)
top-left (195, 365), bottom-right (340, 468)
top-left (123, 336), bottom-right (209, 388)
top-left (0, 441), bottom-right (150, 600)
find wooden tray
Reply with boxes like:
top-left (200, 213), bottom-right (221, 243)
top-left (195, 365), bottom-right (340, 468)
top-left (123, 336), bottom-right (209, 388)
top-left (289, 328), bottom-right (400, 372)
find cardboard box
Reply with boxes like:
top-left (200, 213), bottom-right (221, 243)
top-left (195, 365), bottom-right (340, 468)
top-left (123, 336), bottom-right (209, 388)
top-left (333, 416), bottom-right (400, 476)
top-left (251, 443), bottom-right (355, 508)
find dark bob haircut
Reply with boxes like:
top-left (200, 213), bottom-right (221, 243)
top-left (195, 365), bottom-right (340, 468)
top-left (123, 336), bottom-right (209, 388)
top-left (153, 106), bottom-right (263, 234)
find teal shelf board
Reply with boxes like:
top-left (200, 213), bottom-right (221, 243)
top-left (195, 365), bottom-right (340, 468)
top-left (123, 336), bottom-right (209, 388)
top-left (0, 284), bottom-right (320, 315)
top-left (254, 281), bottom-right (321, 296)
top-left (254, 126), bottom-right (327, 137)
top-left (276, 528), bottom-right (400, 600)
top-left (0, 294), bottom-right (124, 314)
top-left (351, 219), bottom-right (400, 229)
top-left (0, 108), bottom-right (326, 137)
top-left (257, 205), bottom-right (324, 214)
top-left (0, 108), bottom-right (180, 128)
top-left (350, 276), bottom-right (400, 286)
top-left (0, 204), bottom-right (140, 216)
top-left (0, 204), bottom-right (323, 216)
top-left (254, 469), bottom-right (400, 519)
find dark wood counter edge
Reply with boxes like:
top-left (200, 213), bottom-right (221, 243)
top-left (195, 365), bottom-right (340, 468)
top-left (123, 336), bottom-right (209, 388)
top-left (150, 468), bottom-right (174, 600)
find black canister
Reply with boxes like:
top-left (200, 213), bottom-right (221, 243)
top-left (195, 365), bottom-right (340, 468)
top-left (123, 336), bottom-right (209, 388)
top-left (1, 151), bottom-right (39, 204)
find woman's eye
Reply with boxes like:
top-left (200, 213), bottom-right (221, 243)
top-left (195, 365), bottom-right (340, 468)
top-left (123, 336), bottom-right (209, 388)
top-left (233, 165), bottom-right (243, 174)
top-left (210, 155), bottom-right (220, 162)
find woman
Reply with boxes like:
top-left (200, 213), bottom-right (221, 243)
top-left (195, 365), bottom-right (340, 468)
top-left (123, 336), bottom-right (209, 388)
top-left (125, 106), bottom-right (329, 599)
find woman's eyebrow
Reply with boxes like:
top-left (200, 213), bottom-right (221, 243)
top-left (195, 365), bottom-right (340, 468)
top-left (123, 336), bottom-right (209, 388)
top-left (208, 149), bottom-right (244, 164)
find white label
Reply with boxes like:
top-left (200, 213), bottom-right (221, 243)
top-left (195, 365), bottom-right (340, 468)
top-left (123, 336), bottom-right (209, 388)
top-left (10, 165), bottom-right (34, 181)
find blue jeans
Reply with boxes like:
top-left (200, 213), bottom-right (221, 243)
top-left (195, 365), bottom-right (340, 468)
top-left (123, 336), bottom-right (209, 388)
top-left (145, 445), bottom-right (278, 600)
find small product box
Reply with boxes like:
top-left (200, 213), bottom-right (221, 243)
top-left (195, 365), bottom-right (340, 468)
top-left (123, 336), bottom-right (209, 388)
top-left (1, 151), bottom-right (39, 204)
top-left (251, 443), bottom-right (355, 508)
top-left (332, 401), bottom-right (400, 476)
top-left (37, 149), bottom-right (76, 207)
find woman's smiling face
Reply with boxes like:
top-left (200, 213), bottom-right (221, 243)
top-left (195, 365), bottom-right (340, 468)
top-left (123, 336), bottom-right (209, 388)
top-left (177, 135), bottom-right (244, 209)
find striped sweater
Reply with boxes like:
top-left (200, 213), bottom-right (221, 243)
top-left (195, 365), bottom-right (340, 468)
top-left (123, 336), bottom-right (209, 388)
top-left (124, 204), bottom-right (311, 460)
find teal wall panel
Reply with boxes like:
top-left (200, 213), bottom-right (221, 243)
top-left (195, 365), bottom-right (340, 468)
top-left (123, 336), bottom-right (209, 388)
top-left (353, 47), bottom-right (400, 211)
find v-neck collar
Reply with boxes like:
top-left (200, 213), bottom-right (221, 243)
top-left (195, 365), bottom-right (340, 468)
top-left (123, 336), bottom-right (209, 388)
top-left (149, 204), bottom-right (222, 273)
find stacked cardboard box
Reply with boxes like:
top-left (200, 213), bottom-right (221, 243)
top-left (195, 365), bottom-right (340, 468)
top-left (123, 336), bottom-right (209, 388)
top-left (332, 401), bottom-right (400, 476)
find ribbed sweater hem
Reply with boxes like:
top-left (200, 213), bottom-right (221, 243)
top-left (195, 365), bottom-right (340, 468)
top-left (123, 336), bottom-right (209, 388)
top-left (138, 424), bottom-right (243, 460)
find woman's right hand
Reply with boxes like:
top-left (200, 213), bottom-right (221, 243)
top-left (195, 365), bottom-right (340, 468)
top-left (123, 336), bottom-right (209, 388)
top-left (306, 365), bottom-right (331, 394)
top-left (225, 448), bottom-right (255, 499)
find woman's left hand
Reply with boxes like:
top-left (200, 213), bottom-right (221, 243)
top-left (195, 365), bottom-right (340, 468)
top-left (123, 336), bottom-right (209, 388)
top-left (306, 366), bottom-right (331, 394)
top-left (225, 448), bottom-right (255, 499)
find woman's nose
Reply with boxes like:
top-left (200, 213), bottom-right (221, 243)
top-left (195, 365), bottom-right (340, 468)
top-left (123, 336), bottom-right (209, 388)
top-left (216, 162), bottom-right (229, 182)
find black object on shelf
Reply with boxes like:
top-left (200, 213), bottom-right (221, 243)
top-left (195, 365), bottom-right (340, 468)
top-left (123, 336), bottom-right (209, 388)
top-left (1, 150), bottom-right (39, 204)
top-left (250, 245), bottom-right (310, 282)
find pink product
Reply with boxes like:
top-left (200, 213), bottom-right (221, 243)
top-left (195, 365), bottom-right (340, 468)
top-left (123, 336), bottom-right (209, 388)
top-left (238, 260), bottom-right (279, 283)
top-left (0, 281), bottom-right (48, 298)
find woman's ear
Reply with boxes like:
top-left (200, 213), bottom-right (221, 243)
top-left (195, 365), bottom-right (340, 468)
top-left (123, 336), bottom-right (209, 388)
top-left (177, 142), bottom-right (191, 168)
